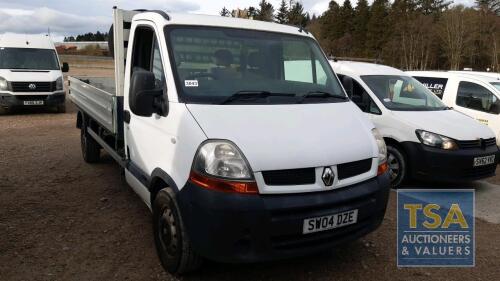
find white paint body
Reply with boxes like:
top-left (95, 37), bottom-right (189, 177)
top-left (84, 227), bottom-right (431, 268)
top-left (116, 11), bottom-right (381, 201)
top-left (407, 71), bottom-right (500, 145)
top-left (0, 34), bottom-right (64, 97)
top-left (331, 61), bottom-right (495, 145)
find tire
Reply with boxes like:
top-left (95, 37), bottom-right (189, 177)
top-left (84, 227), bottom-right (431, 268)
top-left (80, 119), bottom-right (101, 163)
top-left (387, 145), bottom-right (407, 188)
top-left (153, 188), bottom-right (202, 275)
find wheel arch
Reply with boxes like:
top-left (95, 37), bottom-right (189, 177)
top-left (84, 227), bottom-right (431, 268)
top-left (150, 168), bottom-right (180, 204)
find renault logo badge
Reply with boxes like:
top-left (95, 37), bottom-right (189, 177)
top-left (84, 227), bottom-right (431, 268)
top-left (28, 83), bottom-right (36, 90)
top-left (322, 167), bottom-right (335, 186)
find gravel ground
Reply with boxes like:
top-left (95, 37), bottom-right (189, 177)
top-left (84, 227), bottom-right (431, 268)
top-left (0, 66), bottom-right (499, 280)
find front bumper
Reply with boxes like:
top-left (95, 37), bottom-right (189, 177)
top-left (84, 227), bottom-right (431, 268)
top-left (401, 141), bottom-right (499, 182)
top-left (177, 173), bottom-right (390, 263)
top-left (0, 92), bottom-right (65, 108)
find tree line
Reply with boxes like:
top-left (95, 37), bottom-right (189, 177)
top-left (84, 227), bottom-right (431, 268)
top-left (63, 31), bottom-right (109, 42)
top-left (221, 0), bottom-right (500, 71)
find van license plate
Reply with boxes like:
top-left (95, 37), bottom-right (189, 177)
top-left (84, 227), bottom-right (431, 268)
top-left (473, 155), bottom-right (495, 167)
top-left (303, 209), bottom-right (358, 234)
top-left (23, 101), bottom-right (44, 106)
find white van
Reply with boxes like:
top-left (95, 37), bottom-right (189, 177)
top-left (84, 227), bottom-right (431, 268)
top-left (408, 71), bottom-right (500, 143)
top-left (70, 8), bottom-right (391, 274)
top-left (0, 34), bottom-right (69, 113)
top-left (331, 61), bottom-right (498, 187)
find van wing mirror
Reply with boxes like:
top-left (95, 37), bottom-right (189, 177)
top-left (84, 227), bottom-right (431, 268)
top-left (341, 76), bottom-right (354, 99)
top-left (61, 62), bottom-right (69, 73)
top-left (129, 70), bottom-right (163, 117)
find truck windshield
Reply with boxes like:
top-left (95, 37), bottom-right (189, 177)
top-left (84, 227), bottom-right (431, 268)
top-left (165, 26), bottom-right (345, 104)
top-left (491, 82), bottom-right (500, 91)
top-left (361, 75), bottom-right (448, 111)
top-left (0, 48), bottom-right (60, 70)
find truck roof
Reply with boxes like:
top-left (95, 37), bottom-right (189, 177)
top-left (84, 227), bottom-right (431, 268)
top-left (329, 61), bottom-right (405, 77)
top-left (0, 34), bottom-right (55, 49)
top-left (408, 70), bottom-right (500, 83)
top-left (135, 11), bottom-right (314, 38)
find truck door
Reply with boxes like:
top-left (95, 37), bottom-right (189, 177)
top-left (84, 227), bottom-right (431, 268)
top-left (123, 23), bottom-right (172, 177)
top-left (452, 79), bottom-right (500, 139)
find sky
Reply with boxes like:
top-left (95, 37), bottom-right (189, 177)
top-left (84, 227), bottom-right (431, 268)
top-left (0, 0), bottom-right (475, 42)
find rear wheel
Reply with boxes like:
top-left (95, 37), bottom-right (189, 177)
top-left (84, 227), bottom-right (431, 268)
top-left (153, 188), bottom-right (202, 275)
top-left (387, 145), bottom-right (407, 188)
top-left (80, 118), bottom-right (101, 163)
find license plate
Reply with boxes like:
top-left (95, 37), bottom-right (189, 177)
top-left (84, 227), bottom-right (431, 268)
top-left (473, 155), bottom-right (495, 167)
top-left (23, 100), bottom-right (44, 106)
top-left (303, 209), bottom-right (358, 234)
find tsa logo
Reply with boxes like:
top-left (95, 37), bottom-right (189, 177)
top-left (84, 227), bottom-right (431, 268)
top-left (397, 190), bottom-right (474, 267)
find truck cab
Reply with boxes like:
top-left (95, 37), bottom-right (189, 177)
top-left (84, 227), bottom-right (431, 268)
top-left (0, 34), bottom-right (68, 113)
top-left (70, 9), bottom-right (390, 274)
top-left (408, 71), bottom-right (500, 145)
top-left (332, 61), bottom-right (498, 188)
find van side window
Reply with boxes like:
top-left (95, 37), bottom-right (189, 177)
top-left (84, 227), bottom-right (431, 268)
top-left (413, 76), bottom-right (448, 99)
top-left (456, 81), bottom-right (500, 114)
top-left (131, 26), bottom-right (166, 90)
top-left (151, 38), bottom-right (166, 89)
top-left (339, 75), bottom-right (381, 114)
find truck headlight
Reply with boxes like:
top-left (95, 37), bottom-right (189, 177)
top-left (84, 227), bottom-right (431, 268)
top-left (190, 140), bottom-right (258, 194)
top-left (372, 128), bottom-right (389, 175)
top-left (416, 130), bottom-right (458, 150)
top-left (0, 77), bottom-right (9, 91)
top-left (372, 128), bottom-right (387, 164)
top-left (56, 77), bottom-right (64, 91)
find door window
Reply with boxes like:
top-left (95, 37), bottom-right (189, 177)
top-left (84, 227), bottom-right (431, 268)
top-left (131, 26), bottom-right (166, 89)
top-left (339, 75), bottom-right (381, 114)
top-left (456, 81), bottom-right (500, 114)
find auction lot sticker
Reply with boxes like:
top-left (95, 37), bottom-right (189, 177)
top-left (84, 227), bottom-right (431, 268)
top-left (397, 190), bottom-right (474, 267)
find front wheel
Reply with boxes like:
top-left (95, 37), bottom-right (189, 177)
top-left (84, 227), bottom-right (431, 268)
top-left (153, 188), bottom-right (202, 275)
top-left (387, 145), bottom-right (407, 188)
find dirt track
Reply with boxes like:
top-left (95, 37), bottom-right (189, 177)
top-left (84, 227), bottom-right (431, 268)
top-left (0, 62), bottom-right (499, 280)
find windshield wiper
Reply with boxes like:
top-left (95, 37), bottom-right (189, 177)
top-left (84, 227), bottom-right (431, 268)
top-left (297, 91), bottom-right (348, 104)
top-left (220, 91), bottom-right (294, 104)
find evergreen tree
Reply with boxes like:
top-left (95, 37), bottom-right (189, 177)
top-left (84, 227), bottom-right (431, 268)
top-left (247, 6), bottom-right (258, 19)
top-left (417, 0), bottom-right (452, 16)
top-left (256, 0), bottom-right (275, 21)
top-left (276, 0), bottom-right (289, 24)
top-left (352, 0), bottom-right (370, 55)
top-left (288, 1), bottom-right (309, 27)
top-left (366, 0), bottom-right (390, 57)
top-left (339, 0), bottom-right (355, 34)
top-left (220, 7), bottom-right (231, 17)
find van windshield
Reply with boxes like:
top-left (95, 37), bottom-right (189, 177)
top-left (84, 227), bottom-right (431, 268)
top-left (165, 26), bottom-right (346, 104)
top-left (361, 75), bottom-right (448, 111)
top-left (491, 82), bottom-right (500, 91)
top-left (0, 48), bottom-right (60, 70)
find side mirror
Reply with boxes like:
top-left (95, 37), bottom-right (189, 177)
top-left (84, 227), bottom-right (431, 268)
top-left (61, 62), bottom-right (69, 73)
top-left (129, 70), bottom-right (163, 117)
top-left (341, 76), bottom-right (354, 99)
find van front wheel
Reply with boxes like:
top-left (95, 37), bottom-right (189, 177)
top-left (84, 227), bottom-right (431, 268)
top-left (153, 188), bottom-right (202, 275)
top-left (387, 145), bottom-right (406, 188)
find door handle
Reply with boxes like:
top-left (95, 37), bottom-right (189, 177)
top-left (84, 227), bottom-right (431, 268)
top-left (124, 110), bottom-right (131, 124)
